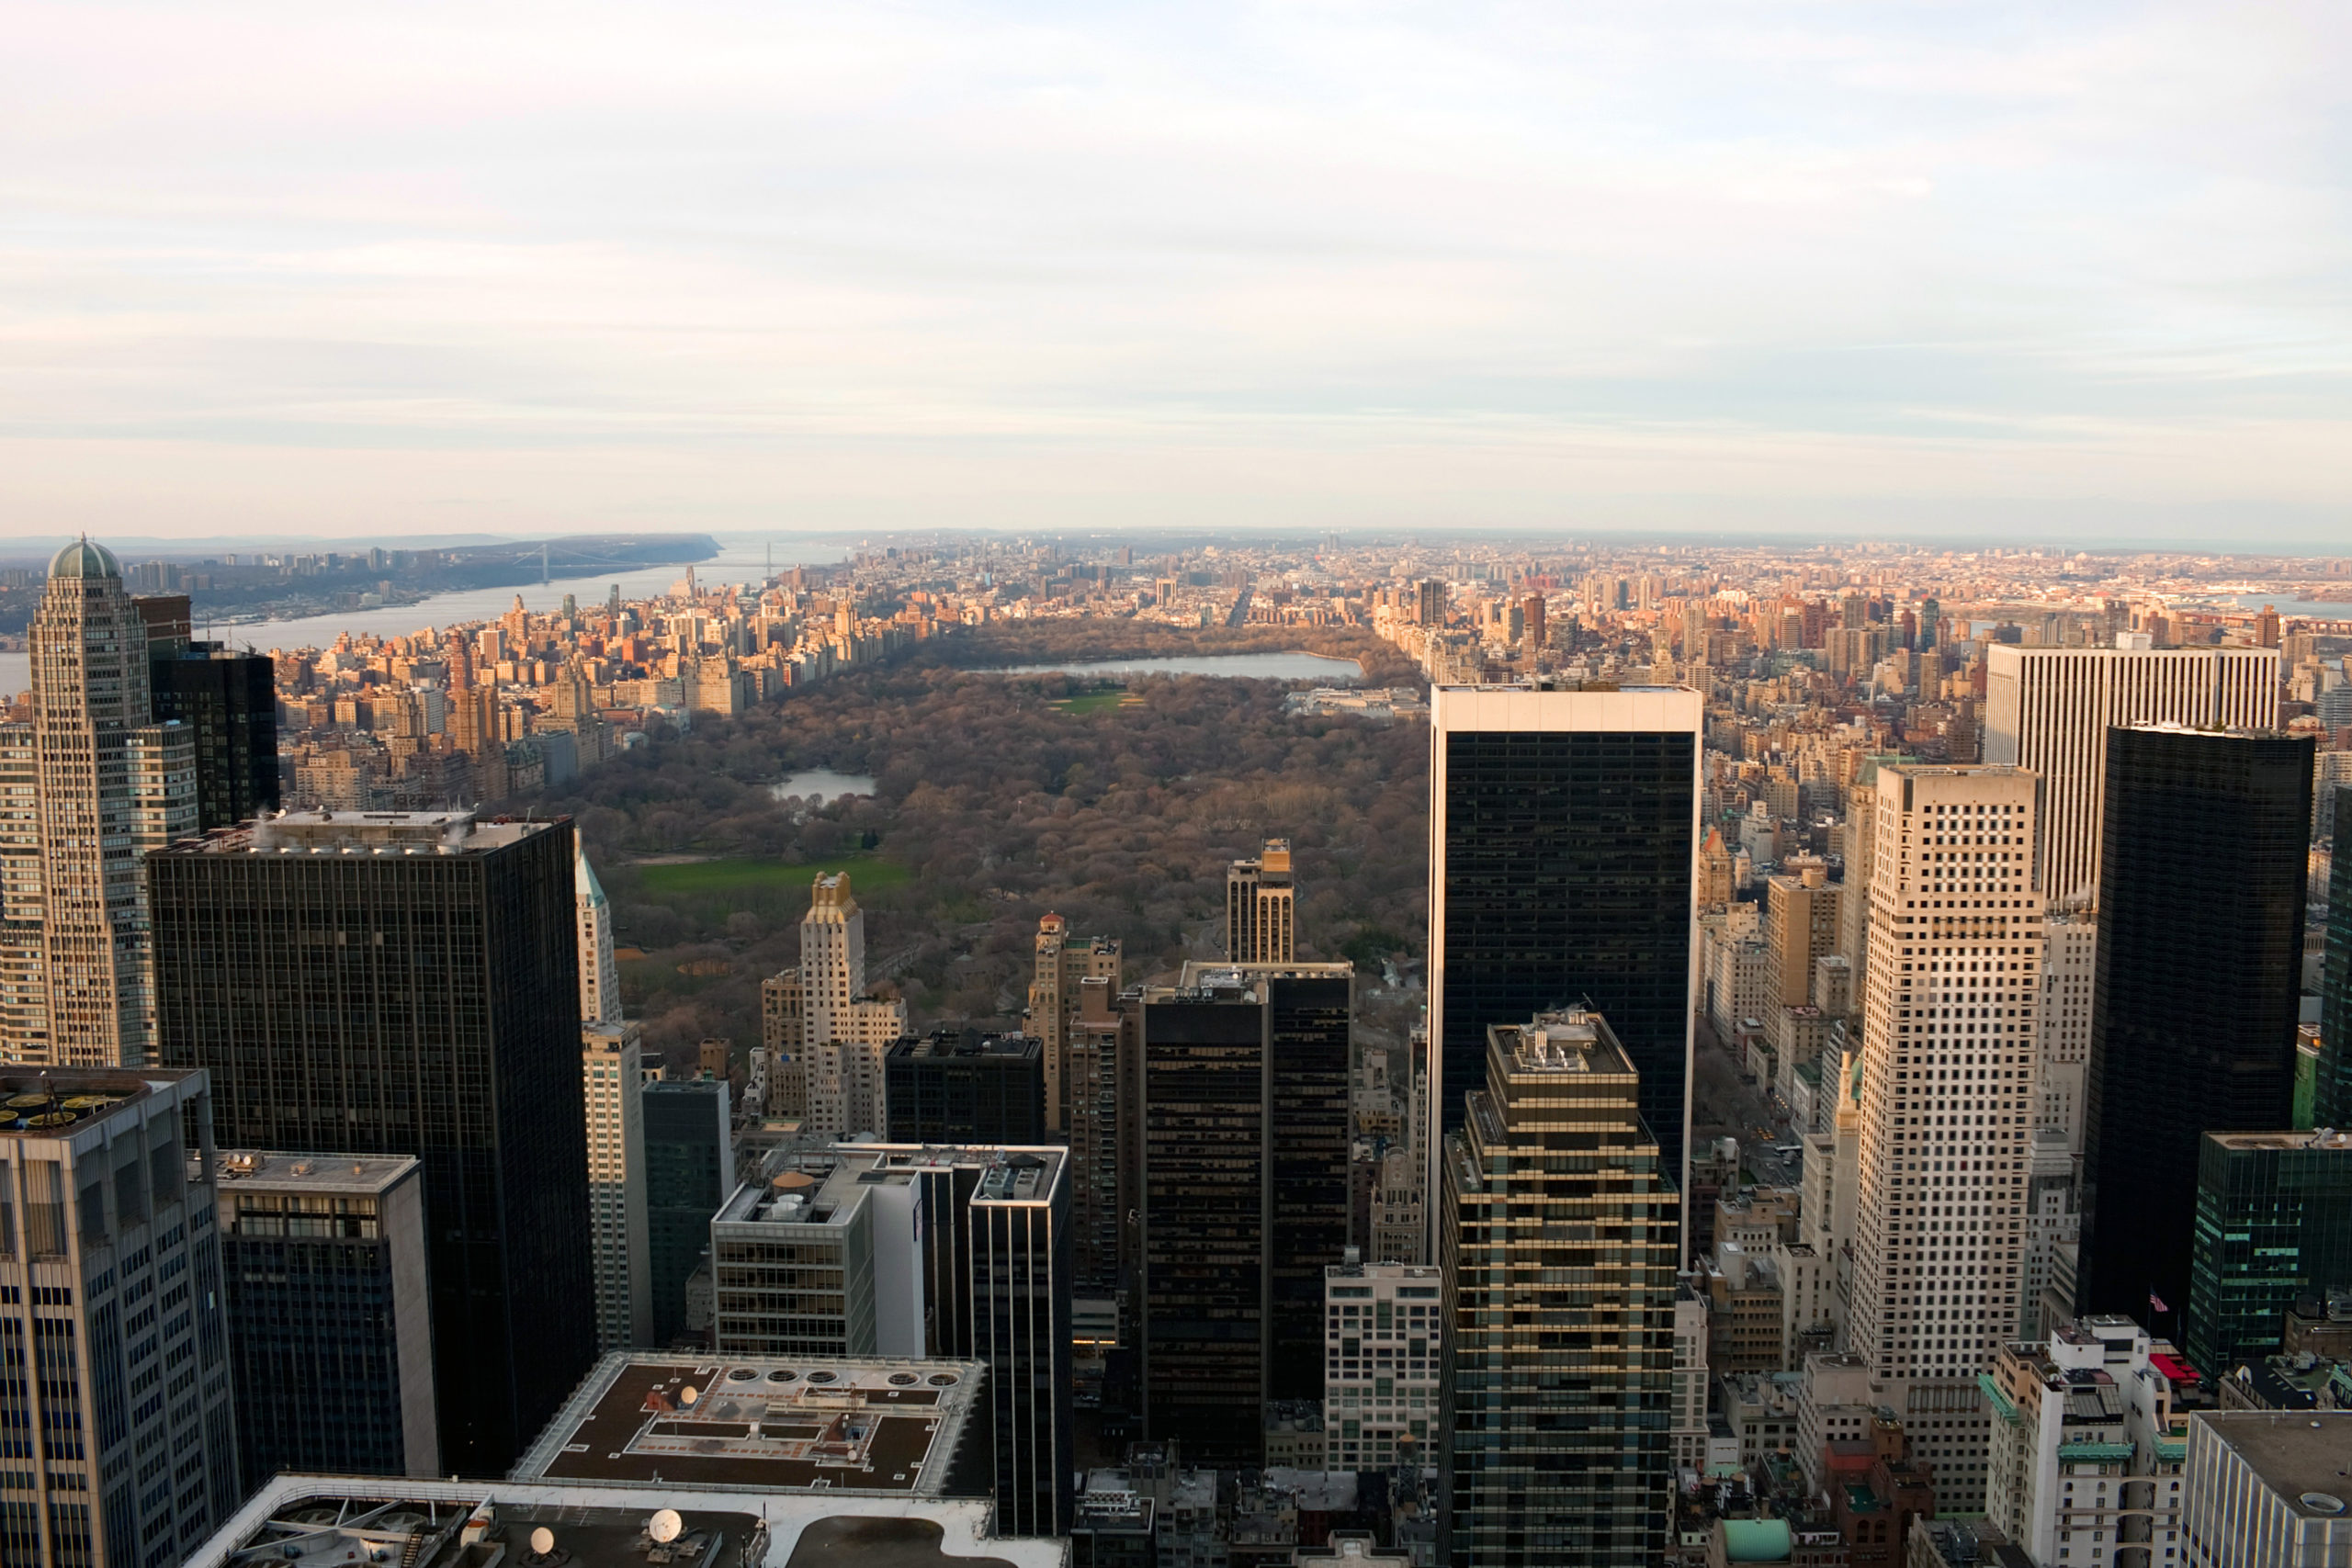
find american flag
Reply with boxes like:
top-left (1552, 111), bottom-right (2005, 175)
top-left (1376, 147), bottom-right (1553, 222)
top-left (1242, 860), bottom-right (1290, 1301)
top-left (2150, 1291), bottom-right (2170, 1314)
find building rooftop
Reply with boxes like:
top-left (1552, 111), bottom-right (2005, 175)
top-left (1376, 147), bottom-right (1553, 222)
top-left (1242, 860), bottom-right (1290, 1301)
top-left (183, 1479), bottom-right (1059, 1568)
top-left (2194, 1411), bottom-right (2352, 1517)
top-left (1487, 1010), bottom-right (1637, 1079)
top-left (885, 1031), bottom-right (1041, 1064)
top-left (0, 1069), bottom-right (189, 1138)
top-left (218, 1150), bottom-right (418, 1196)
top-left (513, 1355), bottom-right (984, 1496)
top-left (2207, 1129), bottom-right (2352, 1153)
top-left (718, 1144), bottom-right (1067, 1229)
top-left (162, 810), bottom-right (560, 855)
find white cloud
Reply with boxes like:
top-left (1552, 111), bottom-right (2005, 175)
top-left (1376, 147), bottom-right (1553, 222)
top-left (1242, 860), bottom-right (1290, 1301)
top-left (0, 0), bottom-right (2346, 540)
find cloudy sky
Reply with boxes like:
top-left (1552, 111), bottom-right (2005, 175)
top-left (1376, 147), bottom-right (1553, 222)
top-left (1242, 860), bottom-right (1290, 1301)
top-left (3, 1), bottom-right (2348, 544)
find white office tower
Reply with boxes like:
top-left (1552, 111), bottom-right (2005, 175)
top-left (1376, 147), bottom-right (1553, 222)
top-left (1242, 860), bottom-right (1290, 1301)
top-left (1325, 1259), bottom-right (1443, 1468)
top-left (2183, 1410), bottom-right (2352, 1565)
top-left (2037, 910), bottom-right (2097, 1156)
top-left (796, 872), bottom-right (908, 1137)
top-left (1848, 762), bottom-right (2045, 1515)
top-left (582, 1021), bottom-right (652, 1350)
top-left (1983, 644), bottom-right (2278, 908)
top-left (4, 540), bottom-right (197, 1066)
top-left (1984, 1316), bottom-right (2186, 1567)
top-left (575, 845), bottom-right (621, 1024)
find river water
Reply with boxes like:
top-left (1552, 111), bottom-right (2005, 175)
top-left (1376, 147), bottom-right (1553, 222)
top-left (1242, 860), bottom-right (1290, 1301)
top-left (0, 538), bottom-right (838, 694)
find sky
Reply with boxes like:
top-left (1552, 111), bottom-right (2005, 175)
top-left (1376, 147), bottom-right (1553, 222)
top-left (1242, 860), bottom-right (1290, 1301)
top-left (2, 1), bottom-right (2349, 547)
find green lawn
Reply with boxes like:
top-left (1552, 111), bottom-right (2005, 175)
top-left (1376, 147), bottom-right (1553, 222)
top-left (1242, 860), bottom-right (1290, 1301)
top-left (635, 851), bottom-right (912, 897)
top-left (1051, 689), bottom-right (1131, 715)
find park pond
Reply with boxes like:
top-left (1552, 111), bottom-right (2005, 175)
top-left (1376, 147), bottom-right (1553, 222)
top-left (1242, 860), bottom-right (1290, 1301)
top-left (767, 769), bottom-right (877, 804)
top-left (978, 651), bottom-right (1363, 682)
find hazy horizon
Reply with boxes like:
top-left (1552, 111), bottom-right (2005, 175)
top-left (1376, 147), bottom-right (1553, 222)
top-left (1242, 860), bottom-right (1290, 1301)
top-left (5, 2), bottom-right (2347, 544)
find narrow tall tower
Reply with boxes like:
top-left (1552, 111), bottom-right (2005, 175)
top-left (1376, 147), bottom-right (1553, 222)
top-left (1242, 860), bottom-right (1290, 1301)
top-left (797, 872), bottom-right (908, 1137)
top-left (1848, 762), bottom-right (2043, 1516)
top-left (575, 843), bottom-right (621, 1024)
top-left (1225, 839), bottom-right (1296, 964)
top-left (25, 538), bottom-right (195, 1065)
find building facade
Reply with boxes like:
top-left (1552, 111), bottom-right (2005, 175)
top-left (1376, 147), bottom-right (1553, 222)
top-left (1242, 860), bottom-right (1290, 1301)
top-left (574, 845), bottom-right (620, 1025)
top-left (2188, 1130), bottom-right (2352, 1376)
top-left (2082, 727), bottom-right (2312, 1332)
top-left (1026, 915), bottom-right (1122, 1134)
top-left (1437, 1010), bottom-right (1679, 1567)
top-left (149, 809), bottom-right (595, 1476)
top-left (885, 1032), bottom-right (1046, 1145)
top-left (1136, 963), bottom-right (1352, 1465)
top-left (1324, 1261), bottom-right (1442, 1471)
top-left (581, 1021), bottom-right (653, 1351)
top-left (792, 873), bottom-right (908, 1137)
top-left (1427, 687), bottom-right (1703, 1201)
top-left (2182, 1410), bottom-right (2352, 1566)
top-left (216, 1150), bottom-right (437, 1487)
top-left (1848, 762), bottom-right (2045, 1516)
top-left (146, 641), bottom-right (278, 833)
top-left (1982, 644), bottom-right (2280, 908)
top-left (643, 1077), bottom-right (730, 1347)
top-left (0, 1066), bottom-right (238, 1568)
top-left (1226, 840), bottom-right (1297, 964)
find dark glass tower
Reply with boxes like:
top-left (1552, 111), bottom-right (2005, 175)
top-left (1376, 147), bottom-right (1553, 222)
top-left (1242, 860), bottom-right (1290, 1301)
top-left (150, 645), bottom-right (279, 831)
top-left (642, 1077), bottom-right (730, 1345)
top-left (1438, 1010), bottom-right (1679, 1567)
top-left (148, 810), bottom-right (594, 1477)
top-left (2321, 785), bottom-right (2352, 1128)
top-left (1429, 689), bottom-right (1703, 1178)
top-left (2081, 725), bottom-right (2312, 1329)
top-left (2188, 1131), bottom-right (2352, 1374)
top-left (1136, 962), bottom-right (1351, 1464)
top-left (885, 1031), bottom-right (1046, 1145)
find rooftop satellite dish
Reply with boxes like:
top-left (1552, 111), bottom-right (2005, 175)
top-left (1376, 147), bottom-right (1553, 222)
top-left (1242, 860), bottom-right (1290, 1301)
top-left (648, 1511), bottom-right (684, 1545)
top-left (680, 1384), bottom-right (698, 1405)
top-left (529, 1529), bottom-right (555, 1555)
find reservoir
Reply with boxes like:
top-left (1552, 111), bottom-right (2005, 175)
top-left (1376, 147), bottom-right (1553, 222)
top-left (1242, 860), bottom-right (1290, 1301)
top-left (768, 770), bottom-right (878, 804)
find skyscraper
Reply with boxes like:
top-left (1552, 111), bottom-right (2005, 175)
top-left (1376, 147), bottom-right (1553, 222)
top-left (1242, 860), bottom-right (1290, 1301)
top-left (1225, 840), bottom-right (1297, 964)
top-left (1846, 762), bottom-right (2043, 1515)
top-left (582, 1020), bottom-right (653, 1350)
top-left (1136, 961), bottom-right (1352, 1464)
top-left (8, 540), bottom-right (198, 1065)
top-left (1982, 644), bottom-right (2278, 908)
top-left (2188, 1130), bottom-right (2352, 1375)
top-left (885, 1031), bottom-right (1046, 1144)
top-left (2320, 791), bottom-right (2352, 1129)
top-left (1025, 914), bottom-right (1122, 1134)
top-left (149, 808), bottom-right (595, 1476)
top-left (1427, 686), bottom-right (1703, 1187)
top-left (216, 1150), bottom-right (438, 1487)
top-left (575, 844), bottom-right (621, 1024)
top-left (790, 872), bottom-right (908, 1137)
top-left (0, 1066), bottom-right (240, 1566)
top-left (145, 630), bottom-right (279, 832)
top-left (642, 1077), bottom-right (731, 1346)
top-left (2082, 725), bottom-right (2312, 1336)
top-left (1437, 1010), bottom-right (1679, 1567)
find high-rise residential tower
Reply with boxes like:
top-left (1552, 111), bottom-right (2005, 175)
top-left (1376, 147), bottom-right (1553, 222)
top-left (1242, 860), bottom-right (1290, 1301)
top-left (1982, 644), bottom-right (2278, 908)
top-left (216, 1150), bottom-right (438, 1487)
top-left (149, 808), bottom-right (596, 1476)
top-left (1847, 762), bottom-right (2043, 1516)
top-left (144, 627), bottom-right (279, 831)
top-left (2081, 725), bottom-right (2312, 1335)
top-left (1437, 1010), bottom-right (1679, 1567)
top-left (1136, 961), bottom-right (1352, 1465)
top-left (1427, 686), bottom-right (1703, 1187)
top-left (1225, 840), bottom-right (1297, 964)
top-left (7, 539), bottom-right (198, 1065)
top-left (1025, 914), bottom-right (1122, 1134)
top-left (575, 843), bottom-right (621, 1024)
top-left (582, 1020), bottom-right (653, 1350)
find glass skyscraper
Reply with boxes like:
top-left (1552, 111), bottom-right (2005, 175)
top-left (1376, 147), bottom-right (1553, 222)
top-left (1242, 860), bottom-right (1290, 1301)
top-left (2188, 1130), bottom-right (2352, 1373)
top-left (2081, 725), bottom-right (2312, 1328)
top-left (1438, 1009), bottom-right (1679, 1567)
top-left (1427, 687), bottom-right (1703, 1185)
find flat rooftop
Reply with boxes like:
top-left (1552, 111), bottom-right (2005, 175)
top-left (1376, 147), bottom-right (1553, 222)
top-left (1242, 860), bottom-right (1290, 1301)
top-left (887, 1032), bottom-right (1041, 1064)
top-left (184, 1480), bottom-right (1061, 1568)
top-left (1488, 1010), bottom-right (1636, 1078)
top-left (2197, 1411), bottom-right (2352, 1517)
top-left (218, 1150), bottom-right (418, 1196)
top-left (164, 810), bottom-right (558, 855)
top-left (0, 1070), bottom-right (187, 1138)
top-left (719, 1145), bottom-right (1066, 1228)
top-left (514, 1355), bottom-right (983, 1496)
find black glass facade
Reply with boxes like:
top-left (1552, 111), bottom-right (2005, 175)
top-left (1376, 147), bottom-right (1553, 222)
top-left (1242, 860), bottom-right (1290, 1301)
top-left (2322, 786), bottom-right (2352, 1129)
top-left (149, 646), bottom-right (278, 831)
top-left (149, 819), bottom-right (594, 1477)
top-left (643, 1080), bottom-right (729, 1347)
top-left (885, 1032), bottom-right (1046, 1145)
top-left (1137, 968), bottom-right (1351, 1463)
top-left (1438, 729), bottom-right (1698, 1169)
top-left (2188, 1133), bottom-right (2352, 1374)
top-left (2082, 727), bottom-right (2312, 1328)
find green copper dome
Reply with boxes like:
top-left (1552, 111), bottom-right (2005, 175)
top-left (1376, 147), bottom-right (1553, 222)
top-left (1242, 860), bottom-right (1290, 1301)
top-left (48, 538), bottom-right (122, 581)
